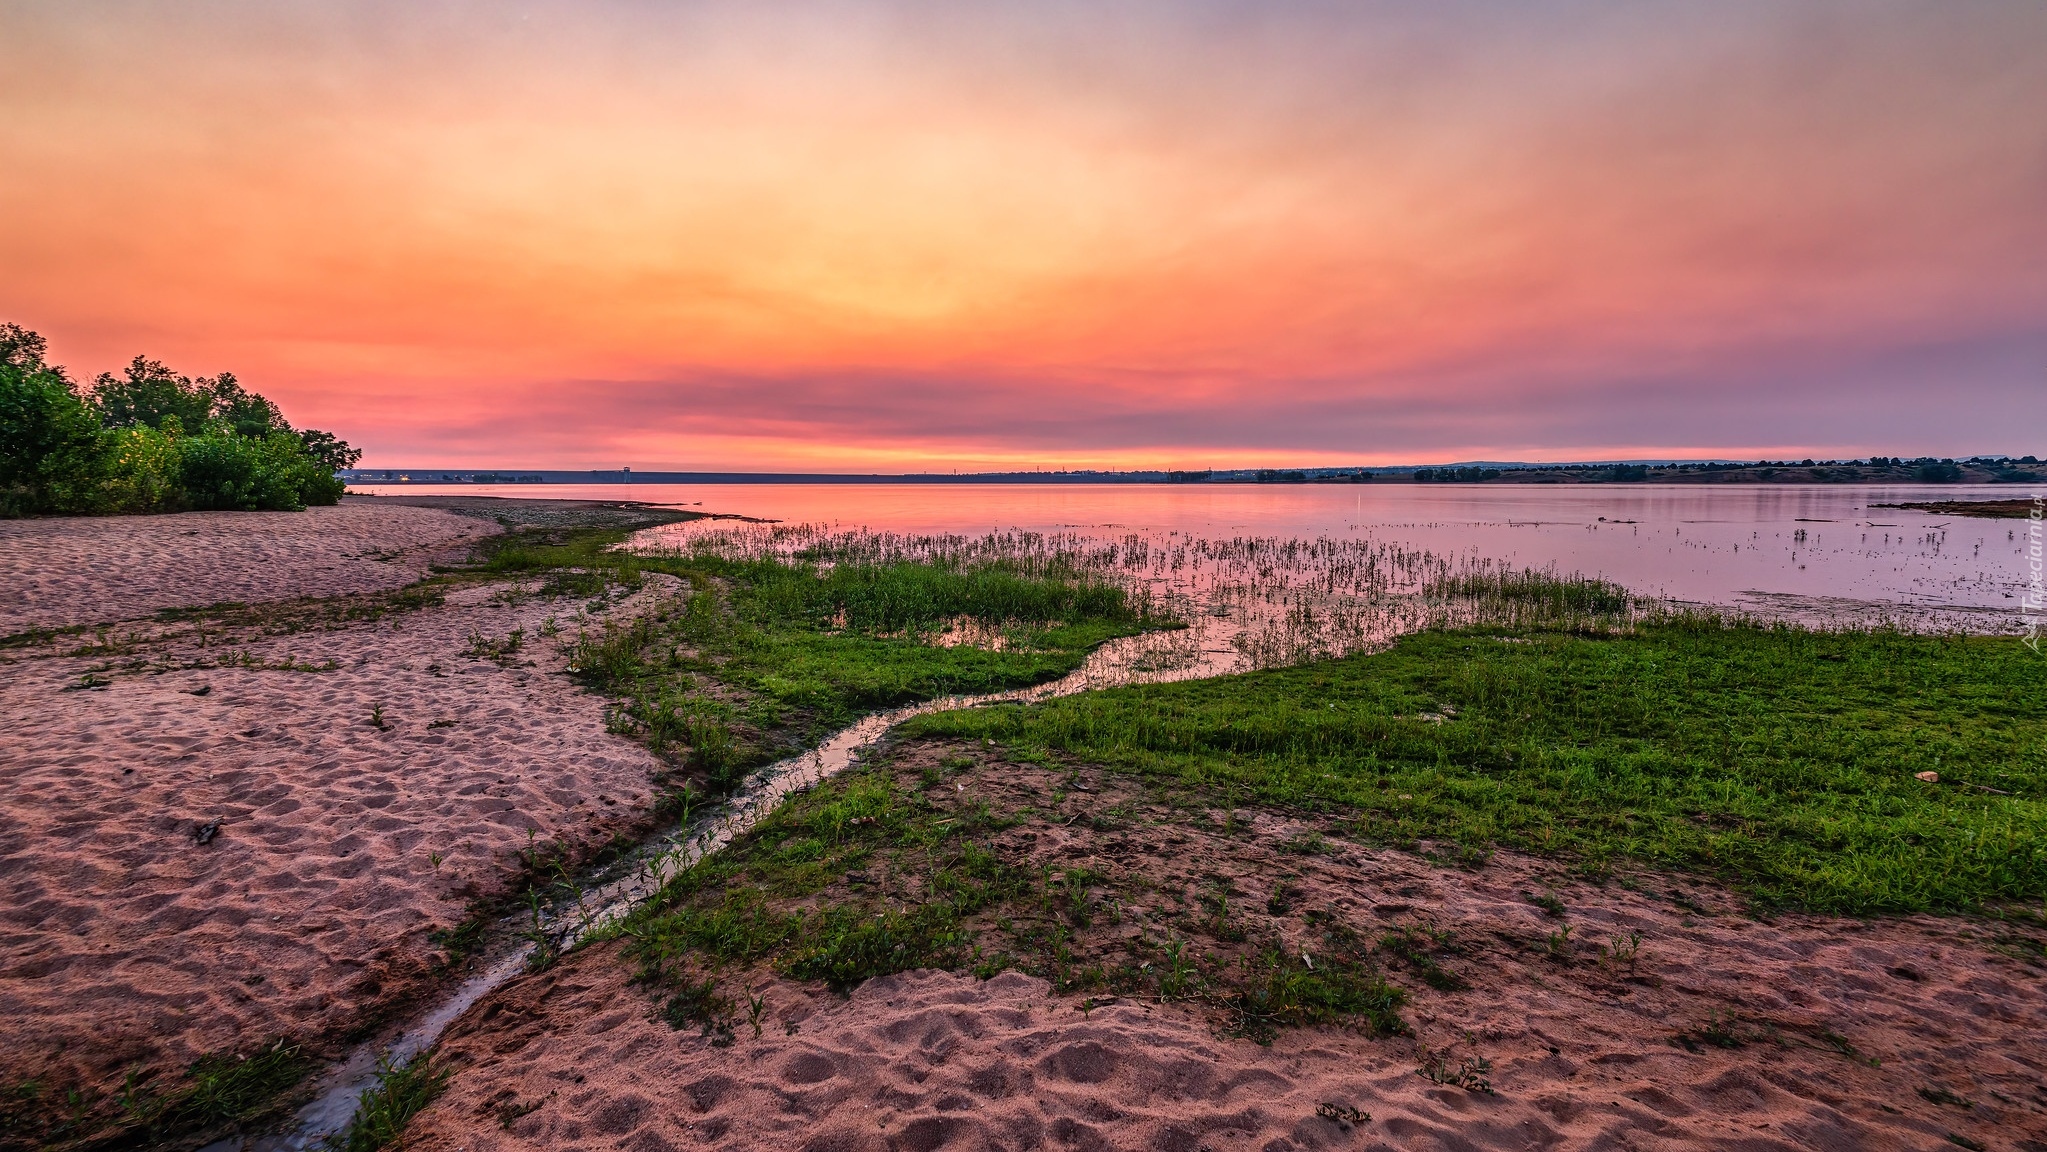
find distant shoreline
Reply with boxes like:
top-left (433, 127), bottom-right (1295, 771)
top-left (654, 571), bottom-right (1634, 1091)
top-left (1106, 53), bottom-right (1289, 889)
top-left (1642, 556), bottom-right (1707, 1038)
top-left (344, 458), bottom-right (2037, 487)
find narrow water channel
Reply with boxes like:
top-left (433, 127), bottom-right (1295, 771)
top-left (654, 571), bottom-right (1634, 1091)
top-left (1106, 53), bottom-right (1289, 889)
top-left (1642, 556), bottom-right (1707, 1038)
top-left (227, 620), bottom-right (1247, 1151)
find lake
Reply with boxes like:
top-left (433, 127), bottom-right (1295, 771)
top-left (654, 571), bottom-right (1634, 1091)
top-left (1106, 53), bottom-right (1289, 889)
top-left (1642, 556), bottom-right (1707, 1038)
top-left (353, 482), bottom-right (2034, 626)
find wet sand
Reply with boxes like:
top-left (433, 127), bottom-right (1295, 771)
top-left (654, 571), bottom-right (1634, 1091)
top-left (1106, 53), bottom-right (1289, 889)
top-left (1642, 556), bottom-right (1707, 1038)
top-left (0, 505), bottom-right (675, 1129)
top-left (401, 749), bottom-right (2047, 1152)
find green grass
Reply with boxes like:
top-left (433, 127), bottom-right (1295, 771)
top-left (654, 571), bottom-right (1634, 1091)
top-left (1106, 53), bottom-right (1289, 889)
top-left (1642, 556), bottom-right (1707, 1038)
top-left (620, 756), bottom-right (1409, 1046)
top-left (0, 1041), bottom-right (313, 1150)
top-left (910, 620), bottom-right (2047, 915)
top-left (326, 1052), bottom-right (450, 1152)
top-left (491, 525), bottom-right (1157, 788)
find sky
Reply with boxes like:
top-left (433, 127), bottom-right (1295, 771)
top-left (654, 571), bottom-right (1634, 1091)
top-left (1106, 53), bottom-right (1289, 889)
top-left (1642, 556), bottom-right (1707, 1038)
top-left (2, 0), bottom-right (2043, 471)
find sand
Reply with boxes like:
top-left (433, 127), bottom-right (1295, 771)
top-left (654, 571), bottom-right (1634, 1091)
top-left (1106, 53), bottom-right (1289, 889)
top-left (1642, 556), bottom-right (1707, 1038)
top-left (0, 508), bottom-right (676, 1113)
top-left (0, 503), bottom-right (492, 635)
top-left (397, 749), bottom-right (2047, 1152)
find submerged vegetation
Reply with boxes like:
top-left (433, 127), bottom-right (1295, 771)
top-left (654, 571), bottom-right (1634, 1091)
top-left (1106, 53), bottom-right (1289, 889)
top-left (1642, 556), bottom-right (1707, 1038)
top-left (914, 618), bottom-right (2047, 915)
top-left (0, 322), bottom-right (358, 516)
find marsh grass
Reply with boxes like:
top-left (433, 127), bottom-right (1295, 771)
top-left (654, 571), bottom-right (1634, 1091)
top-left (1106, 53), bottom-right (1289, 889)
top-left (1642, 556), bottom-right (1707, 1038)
top-left (911, 619), bottom-right (2047, 915)
top-left (505, 526), bottom-right (1157, 792)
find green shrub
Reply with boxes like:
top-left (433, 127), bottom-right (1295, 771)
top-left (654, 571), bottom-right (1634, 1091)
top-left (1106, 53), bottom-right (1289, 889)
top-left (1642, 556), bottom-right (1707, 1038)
top-left (176, 429), bottom-right (339, 511)
top-left (0, 322), bottom-right (354, 517)
top-left (100, 424), bottom-right (184, 513)
top-left (0, 325), bottom-right (109, 516)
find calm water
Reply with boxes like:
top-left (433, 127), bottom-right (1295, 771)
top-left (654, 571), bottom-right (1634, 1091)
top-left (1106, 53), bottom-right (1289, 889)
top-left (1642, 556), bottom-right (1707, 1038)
top-left (356, 482), bottom-right (2033, 621)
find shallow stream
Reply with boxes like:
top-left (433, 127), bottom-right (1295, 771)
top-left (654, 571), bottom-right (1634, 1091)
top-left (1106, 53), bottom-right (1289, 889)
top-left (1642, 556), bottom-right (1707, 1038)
top-left (229, 617), bottom-right (1245, 1150)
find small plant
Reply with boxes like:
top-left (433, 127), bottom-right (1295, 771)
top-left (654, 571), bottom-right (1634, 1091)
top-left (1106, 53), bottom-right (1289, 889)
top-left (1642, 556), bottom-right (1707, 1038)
top-left (1379, 928), bottom-right (1467, 991)
top-left (745, 988), bottom-right (770, 1039)
top-left (428, 914), bottom-right (488, 967)
top-left (1671, 1010), bottom-right (1760, 1051)
top-left (426, 850), bottom-right (444, 873)
top-left (1605, 930), bottom-right (1643, 964)
top-left (1159, 937), bottom-right (1198, 999)
top-left (1226, 949), bottom-right (1407, 1044)
top-left (662, 977), bottom-right (737, 1046)
top-left (1817, 1028), bottom-right (1880, 1067)
top-left (367, 704), bottom-right (388, 730)
top-left (327, 1050), bottom-right (449, 1152)
top-left (1266, 882), bottom-right (1301, 916)
top-left (1316, 1102), bottom-right (1370, 1124)
top-left (464, 628), bottom-right (525, 664)
top-left (1202, 891), bottom-right (1247, 942)
top-left (494, 1090), bottom-right (554, 1131)
top-left (1544, 924), bottom-right (1573, 962)
top-left (1525, 890), bottom-right (1566, 918)
top-left (1416, 1040), bottom-right (1494, 1094)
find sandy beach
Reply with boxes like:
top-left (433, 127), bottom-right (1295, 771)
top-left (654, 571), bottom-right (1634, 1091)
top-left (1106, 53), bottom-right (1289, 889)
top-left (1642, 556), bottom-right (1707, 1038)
top-left (0, 504), bottom-right (494, 635)
top-left (0, 503), bottom-right (675, 1133)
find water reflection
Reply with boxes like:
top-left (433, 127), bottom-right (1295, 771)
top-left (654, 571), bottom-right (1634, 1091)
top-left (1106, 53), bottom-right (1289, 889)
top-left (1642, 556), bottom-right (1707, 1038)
top-left (360, 481), bottom-right (2030, 616)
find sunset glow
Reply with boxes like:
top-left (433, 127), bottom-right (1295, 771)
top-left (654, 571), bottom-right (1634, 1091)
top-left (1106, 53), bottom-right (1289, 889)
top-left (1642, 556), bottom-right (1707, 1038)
top-left (3, 1), bottom-right (2043, 469)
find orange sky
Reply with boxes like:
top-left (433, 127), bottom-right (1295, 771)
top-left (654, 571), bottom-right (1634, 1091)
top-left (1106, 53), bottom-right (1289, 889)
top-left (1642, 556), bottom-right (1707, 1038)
top-left (3, 1), bottom-right (2043, 469)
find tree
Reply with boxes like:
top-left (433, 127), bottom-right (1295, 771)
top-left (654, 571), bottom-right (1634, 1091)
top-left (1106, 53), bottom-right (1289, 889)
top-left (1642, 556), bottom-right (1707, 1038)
top-left (297, 427), bottom-right (363, 472)
top-left (92, 356), bottom-right (220, 431)
top-left (0, 323), bottom-right (108, 515)
top-left (207, 372), bottom-right (289, 438)
top-left (2, 322), bottom-right (358, 516)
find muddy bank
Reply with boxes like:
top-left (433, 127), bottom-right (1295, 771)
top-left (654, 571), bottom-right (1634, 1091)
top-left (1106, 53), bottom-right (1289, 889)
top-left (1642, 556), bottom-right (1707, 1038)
top-left (1872, 498), bottom-right (2040, 519)
top-left (399, 744), bottom-right (2047, 1152)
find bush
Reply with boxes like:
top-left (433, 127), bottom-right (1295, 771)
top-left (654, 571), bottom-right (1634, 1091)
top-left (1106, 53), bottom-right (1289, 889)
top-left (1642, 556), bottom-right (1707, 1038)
top-left (0, 322), bottom-right (354, 517)
top-left (0, 325), bottom-right (109, 516)
top-left (100, 424), bottom-right (183, 513)
top-left (176, 428), bottom-right (342, 511)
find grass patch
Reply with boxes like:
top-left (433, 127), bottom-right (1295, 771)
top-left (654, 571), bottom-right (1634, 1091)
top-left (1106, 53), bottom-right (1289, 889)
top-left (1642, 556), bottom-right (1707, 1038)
top-left (326, 1051), bottom-right (450, 1152)
top-left (622, 757), bottom-right (1408, 1046)
top-left (506, 529), bottom-right (1160, 791)
top-left (0, 1040), bottom-right (313, 1150)
top-left (910, 620), bottom-right (2047, 915)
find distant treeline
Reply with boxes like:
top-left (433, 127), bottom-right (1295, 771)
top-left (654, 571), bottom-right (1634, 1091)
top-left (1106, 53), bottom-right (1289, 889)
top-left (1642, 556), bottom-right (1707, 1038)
top-left (1167, 458), bottom-right (2037, 484)
top-left (1, 323), bottom-right (360, 517)
top-left (1401, 458), bottom-right (2038, 484)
